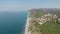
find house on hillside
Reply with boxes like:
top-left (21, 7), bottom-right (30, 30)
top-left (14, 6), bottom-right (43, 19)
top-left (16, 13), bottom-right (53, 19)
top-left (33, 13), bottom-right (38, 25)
top-left (56, 18), bottom-right (60, 24)
top-left (44, 13), bottom-right (53, 17)
top-left (53, 15), bottom-right (58, 18)
top-left (38, 14), bottom-right (53, 24)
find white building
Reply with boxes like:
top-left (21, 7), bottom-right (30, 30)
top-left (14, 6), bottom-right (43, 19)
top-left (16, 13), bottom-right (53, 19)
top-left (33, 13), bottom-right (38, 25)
top-left (57, 18), bottom-right (60, 22)
top-left (53, 15), bottom-right (58, 18)
top-left (44, 14), bottom-right (53, 17)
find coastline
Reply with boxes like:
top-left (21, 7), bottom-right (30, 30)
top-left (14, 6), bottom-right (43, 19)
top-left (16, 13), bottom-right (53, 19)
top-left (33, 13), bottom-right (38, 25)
top-left (25, 14), bottom-right (31, 34)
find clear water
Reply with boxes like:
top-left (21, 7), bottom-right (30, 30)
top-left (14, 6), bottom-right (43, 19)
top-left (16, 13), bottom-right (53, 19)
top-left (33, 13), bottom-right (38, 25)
top-left (0, 11), bottom-right (27, 34)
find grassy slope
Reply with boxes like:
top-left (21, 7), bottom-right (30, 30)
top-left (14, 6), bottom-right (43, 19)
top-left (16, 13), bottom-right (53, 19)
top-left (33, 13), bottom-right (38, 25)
top-left (28, 19), bottom-right (41, 34)
top-left (40, 20), bottom-right (60, 34)
top-left (34, 9), bottom-right (60, 34)
top-left (29, 9), bottom-right (60, 34)
top-left (34, 11), bottom-right (45, 18)
top-left (35, 12), bottom-right (44, 18)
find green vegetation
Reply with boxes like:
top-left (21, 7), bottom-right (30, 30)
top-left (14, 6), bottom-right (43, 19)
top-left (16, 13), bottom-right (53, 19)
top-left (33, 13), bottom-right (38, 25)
top-left (40, 19), bottom-right (60, 34)
top-left (28, 8), bottom-right (60, 34)
top-left (28, 19), bottom-right (41, 34)
top-left (34, 11), bottom-right (45, 18)
top-left (29, 9), bottom-right (60, 18)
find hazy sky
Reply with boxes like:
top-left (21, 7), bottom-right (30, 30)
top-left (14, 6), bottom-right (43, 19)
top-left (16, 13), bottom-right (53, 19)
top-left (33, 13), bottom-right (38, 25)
top-left (0, 0), bottom-right (60, 11)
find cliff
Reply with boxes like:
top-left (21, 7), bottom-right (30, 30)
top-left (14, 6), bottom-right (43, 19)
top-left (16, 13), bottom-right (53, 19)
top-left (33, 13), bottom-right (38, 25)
top-left (25, 8), bottom-right (60, 34)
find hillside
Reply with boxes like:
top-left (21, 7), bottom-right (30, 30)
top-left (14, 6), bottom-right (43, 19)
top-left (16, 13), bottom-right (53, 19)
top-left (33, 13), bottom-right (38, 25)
top-left (25, 8), bottom-right (60, 34)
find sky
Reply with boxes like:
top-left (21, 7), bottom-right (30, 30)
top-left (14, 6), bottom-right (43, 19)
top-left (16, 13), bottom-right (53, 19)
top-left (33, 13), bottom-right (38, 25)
top-left (0, 0), bottom-right (60, 11)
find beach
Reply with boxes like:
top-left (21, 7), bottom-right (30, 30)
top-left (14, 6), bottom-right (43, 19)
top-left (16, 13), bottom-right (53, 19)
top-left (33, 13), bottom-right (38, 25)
top-left (25, 15), bottom-right (32, 34)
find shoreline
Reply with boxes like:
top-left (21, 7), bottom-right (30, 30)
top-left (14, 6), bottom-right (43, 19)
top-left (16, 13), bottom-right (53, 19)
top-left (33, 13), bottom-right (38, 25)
top-left (25, 16), bottom-right (29, 34)
top-left (25, 15), bottom-right (31, 34)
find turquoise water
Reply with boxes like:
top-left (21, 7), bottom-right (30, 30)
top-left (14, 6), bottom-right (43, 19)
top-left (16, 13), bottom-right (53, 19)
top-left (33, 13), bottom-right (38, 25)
top-left (0, 11), bottom-right (27, 34)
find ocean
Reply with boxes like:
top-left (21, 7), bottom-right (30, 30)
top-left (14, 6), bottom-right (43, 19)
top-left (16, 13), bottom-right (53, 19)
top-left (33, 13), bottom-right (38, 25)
top-left (0, 11), bottom-right (27, 34)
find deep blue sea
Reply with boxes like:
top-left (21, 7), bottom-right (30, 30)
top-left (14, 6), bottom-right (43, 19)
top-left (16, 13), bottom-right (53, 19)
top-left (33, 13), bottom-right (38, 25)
top-left (0, 11), bottom-right (27, 34)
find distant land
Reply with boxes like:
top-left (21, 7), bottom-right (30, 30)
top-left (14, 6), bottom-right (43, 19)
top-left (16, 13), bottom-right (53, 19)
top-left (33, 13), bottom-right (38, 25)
top-left (25, 8), bottom-right (60, 34)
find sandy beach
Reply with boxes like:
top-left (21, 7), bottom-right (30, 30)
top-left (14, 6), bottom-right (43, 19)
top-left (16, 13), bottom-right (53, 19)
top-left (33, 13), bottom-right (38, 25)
top-left (25, 16), bottom-right (31, 34)
top-left (25, 17), bottom-right (29, 34)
